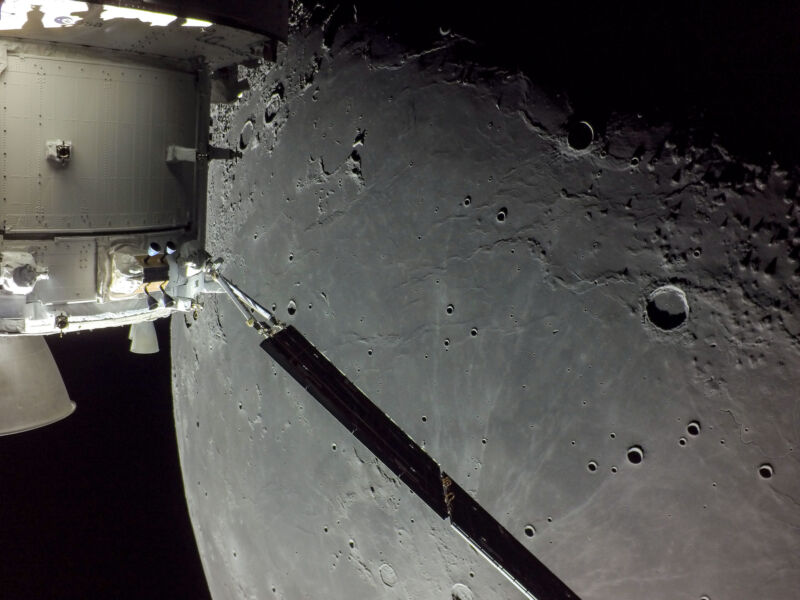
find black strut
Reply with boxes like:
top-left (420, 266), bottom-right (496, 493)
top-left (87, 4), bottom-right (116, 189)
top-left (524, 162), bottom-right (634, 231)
top-left (260, 325), bottom-right (580, 600)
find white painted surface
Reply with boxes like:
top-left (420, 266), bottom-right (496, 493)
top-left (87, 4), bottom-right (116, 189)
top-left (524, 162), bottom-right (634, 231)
top-left (0, 43), bottom-right (197, 233)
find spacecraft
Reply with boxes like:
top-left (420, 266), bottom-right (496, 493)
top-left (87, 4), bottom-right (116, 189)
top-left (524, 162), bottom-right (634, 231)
top-left (0, 0), bottom-right (286, 435)
top-left (0, 3), bottom-right (580, 598)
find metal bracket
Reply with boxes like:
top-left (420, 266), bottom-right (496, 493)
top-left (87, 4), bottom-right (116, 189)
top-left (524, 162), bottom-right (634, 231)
top-left (54, 313), bottom-right (68, 336)
top-left (46, 140), bottom-right (72, 166)
top-left (205, 261), bottom-right (282, 336)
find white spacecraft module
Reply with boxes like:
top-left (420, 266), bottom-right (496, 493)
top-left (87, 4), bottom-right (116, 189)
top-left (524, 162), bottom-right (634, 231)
top-left (0, 0), bottom-right (288, 434)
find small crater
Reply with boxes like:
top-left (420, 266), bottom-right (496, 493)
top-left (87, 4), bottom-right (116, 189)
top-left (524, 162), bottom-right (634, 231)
top-left (463, 196), bottom-right (471, 207)
top-left (451, 583), bottom-right (474, 600)
top-left (646, 285), bottom-right (689, 331)
top-left (379, 563), bottom-right (398, 587)
top-left (587, 460), bottom-right (598, 472)
top-left (496, 207), bottom-right (508, 222)
top-left (287, 300), bottom-right (297, 316)
top-left (470, 328), bottom-right (478, 336)
top-left (239, 120), bottom-right (254, 149)
top-left (627, 446), bottom-right (644, 465)
top-left (678, 437), bottom-right (687, 446)
top-left (687, 421), bottom-right (701, 436)
top-left (524, 524), bottom-right (535, 537)
top-left (446, 304), bottom-right (455, 314)
top-left (265, 96), bottom-right (281, 123)
top-left (758, 463), bottom-right (774, 479)
top-left (567, 120), bottom-right (594, 150)
top-left (264, 83), bottom-right (284, 123)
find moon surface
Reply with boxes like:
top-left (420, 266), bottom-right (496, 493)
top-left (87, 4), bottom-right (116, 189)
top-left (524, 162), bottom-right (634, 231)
top-left (171, 8), bottom-right (800, 600)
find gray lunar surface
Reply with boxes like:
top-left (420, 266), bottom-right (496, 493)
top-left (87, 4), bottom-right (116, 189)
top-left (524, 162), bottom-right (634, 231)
top-left (171, 11), bottom-right (800, 600)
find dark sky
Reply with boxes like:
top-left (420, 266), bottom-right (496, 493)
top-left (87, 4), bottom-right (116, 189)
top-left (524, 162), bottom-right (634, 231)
top-left (0, 319), bottom-right (211, 599)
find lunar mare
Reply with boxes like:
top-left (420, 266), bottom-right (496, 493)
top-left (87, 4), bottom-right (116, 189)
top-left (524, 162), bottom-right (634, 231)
top-left (172, 10), bottom-right (800, 600)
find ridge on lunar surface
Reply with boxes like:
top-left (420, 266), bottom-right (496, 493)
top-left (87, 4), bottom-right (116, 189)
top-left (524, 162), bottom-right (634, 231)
top-left (172, 9), bottom-right (800, 600)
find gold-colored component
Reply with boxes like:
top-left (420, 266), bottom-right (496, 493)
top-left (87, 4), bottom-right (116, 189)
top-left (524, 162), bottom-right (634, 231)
top-left (134, 281), bottom-right (167, 294)
top-left (441, 475), bottom-right (455, 516)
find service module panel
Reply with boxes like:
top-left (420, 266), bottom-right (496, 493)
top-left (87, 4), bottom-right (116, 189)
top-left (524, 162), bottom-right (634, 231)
top-left (0, 43), bottom-right (198, 234)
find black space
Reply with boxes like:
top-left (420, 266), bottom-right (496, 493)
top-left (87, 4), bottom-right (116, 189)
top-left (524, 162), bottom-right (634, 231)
top-left (0, 319), bottom-right (211, 599)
